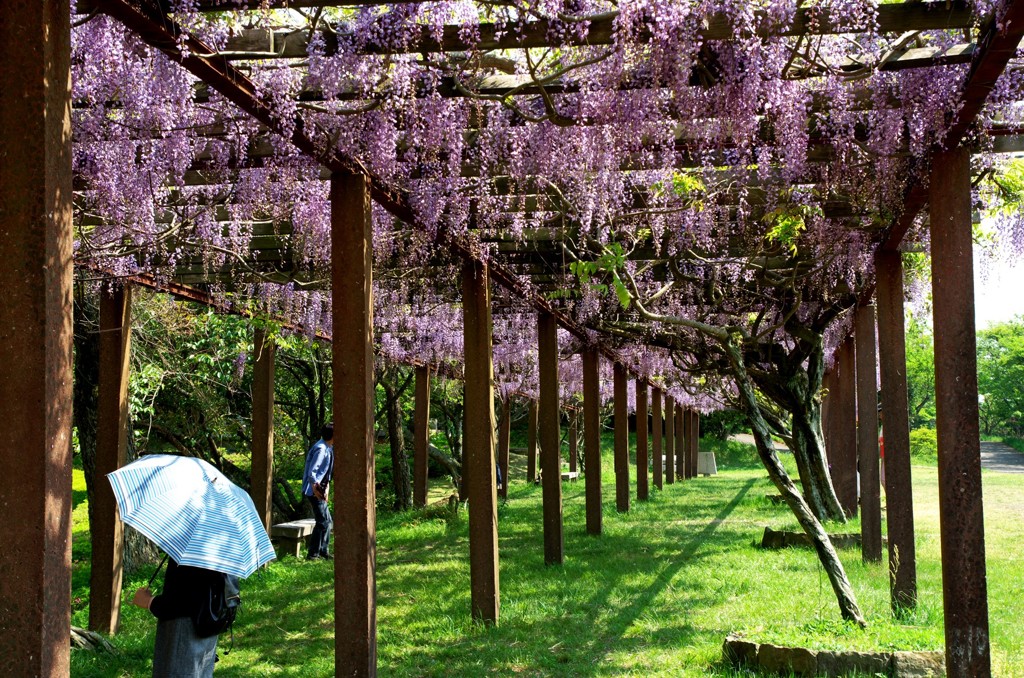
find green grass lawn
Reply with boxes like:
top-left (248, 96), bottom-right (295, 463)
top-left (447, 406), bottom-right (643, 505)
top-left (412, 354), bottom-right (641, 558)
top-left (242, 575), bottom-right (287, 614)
top-left (70, 437), bottom-right (1024, 676)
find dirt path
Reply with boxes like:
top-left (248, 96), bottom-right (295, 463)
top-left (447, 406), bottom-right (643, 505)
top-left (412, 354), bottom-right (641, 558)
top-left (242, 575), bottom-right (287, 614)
top-left (729, 433), bottom-right (1024, 473)
top-left (980, 440), bottom-right (1024, 474)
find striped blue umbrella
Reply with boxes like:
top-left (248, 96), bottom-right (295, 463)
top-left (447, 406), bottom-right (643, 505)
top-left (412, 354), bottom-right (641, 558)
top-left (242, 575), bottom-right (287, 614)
top-left (108, 454), bottom-right (276, 578)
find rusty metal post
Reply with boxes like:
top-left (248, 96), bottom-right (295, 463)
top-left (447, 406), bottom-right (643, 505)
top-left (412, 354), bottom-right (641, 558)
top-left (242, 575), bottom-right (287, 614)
top-left (568, 409), bottom-right (578, 473)
top-left (538, 311), bottom-right (564, 564)
top-left (856, 304), bottom-right (882, 563)
top-left (652, 387), bottom-right (663, 490)
top-left (498, 397), bottom-right (511, 499)
top-left (527, 399), bottom-right (538, 483)
top-left (613, 363), bottom-right (631, 512)
top-left (681, 406), bottom-right (692, 481)
top-left (665, 395), bottom-right (675, 484)
top-left (414, 365), bottom-right (431, 508)
top-left (636, 380), bottom-right (649, 501)
top-left (931, 146), bottom-right (991, 676)
top-left (875, 248), bottom-right (918, 613)
top-left (250, 326), bottom-right (275, 533)
top-left (689, 410), bottom-right (700, 479)
top-left (331, 171), bottom-right (377, 674)
top-left (583, 349), bottom-right (602, 535)
top-left (0, 0), bottom-right (73, 672)
top-left (462, 259), bottom-right (501, 622)
top-left (90, 285), bottom-right (132, 634)
top-left (833, 338), bottom-right (859, 517)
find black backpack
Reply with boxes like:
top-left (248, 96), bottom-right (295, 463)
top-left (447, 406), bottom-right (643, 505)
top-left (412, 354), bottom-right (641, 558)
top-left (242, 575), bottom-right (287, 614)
top-left (193, 570), bottom-right (241, 639)
top-left (150, 555), bottom-right (241, 641)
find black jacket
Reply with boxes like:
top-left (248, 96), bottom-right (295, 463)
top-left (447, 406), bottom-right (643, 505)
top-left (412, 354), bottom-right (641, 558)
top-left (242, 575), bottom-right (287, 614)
top-left (150, 560), bottom-right (223, 621)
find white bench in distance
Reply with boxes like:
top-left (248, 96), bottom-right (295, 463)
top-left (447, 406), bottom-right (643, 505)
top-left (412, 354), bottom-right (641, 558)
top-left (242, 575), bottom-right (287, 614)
top-left (270, 518), bottom-right (316, 558)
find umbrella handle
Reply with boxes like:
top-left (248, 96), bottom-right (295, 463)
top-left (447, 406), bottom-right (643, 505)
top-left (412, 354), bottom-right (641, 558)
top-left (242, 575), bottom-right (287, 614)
top-left (148, 553), bottom-right (169, 589)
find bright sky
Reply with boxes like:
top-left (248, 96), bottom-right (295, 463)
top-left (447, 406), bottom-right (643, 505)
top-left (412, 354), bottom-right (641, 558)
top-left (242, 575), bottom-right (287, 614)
top-left (974, 244), bottom-right (1024, 329)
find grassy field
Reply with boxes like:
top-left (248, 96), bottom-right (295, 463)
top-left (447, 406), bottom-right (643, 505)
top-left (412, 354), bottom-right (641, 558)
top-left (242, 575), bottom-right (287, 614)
top-left (70, 437), bottom-right (1024, 676)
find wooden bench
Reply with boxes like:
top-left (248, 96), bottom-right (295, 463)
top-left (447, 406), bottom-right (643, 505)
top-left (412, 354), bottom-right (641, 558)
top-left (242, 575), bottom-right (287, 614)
top-left (270, 518), bottom-right (315, 558)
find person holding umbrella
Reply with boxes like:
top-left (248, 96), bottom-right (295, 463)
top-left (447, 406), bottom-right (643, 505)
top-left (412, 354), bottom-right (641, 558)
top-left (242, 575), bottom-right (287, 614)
top-left (107, 454), bottom-right (276, 677)
top-left (131, 559), bottom-right (225, 676)
top-left (302, 423), bottom-right (335, 560)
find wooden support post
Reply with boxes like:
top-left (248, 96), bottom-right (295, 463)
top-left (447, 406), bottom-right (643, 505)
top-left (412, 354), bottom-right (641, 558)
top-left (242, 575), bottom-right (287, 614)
top-left (636, 380), bottom-right (649, 501)
top-left (875, 249), bottom-right (918, 612)
top-left (498, 397), bottom-right (510, 500)
top-left (930, 146), bottom-right (990, 675)
top-left (462, 259), bottom-right (501, 621)
top-left (613, 363), bottom-right (631, 513)
top-left (568, 410), bottom-right (578, 473)
top-left (583, 349), bottom-right (603, 535)
top-left (652, 387), bottom-right (663, 490)
top-left (331, 171), bottom-right (377, 674)
top-left (689, 410), bottom-right (699, 479)
top-left (527, 399), bottom-right (538, 482)
top-left (538, 311), bottom-right (564, 564)
top-left (414, 365), bottom-right (431, 508)
top-left (833, 338), bottom-right (859, 517)
top-left (90, 285), bottom-right (132, 634)
top-left (676, 406), bottom-right (686, 482)
top-left (856, 304), bottom-right (882, 563)
top-left (0, 1), bottom-right (73, 672)
top-left (665, 395), bottom-right (675, 484)
top-left (251, 326), bottom-right (275, 533)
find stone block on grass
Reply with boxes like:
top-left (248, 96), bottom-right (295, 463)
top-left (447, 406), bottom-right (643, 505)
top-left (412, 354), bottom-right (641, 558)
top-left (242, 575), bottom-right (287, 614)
top-left (891, 651), bottom-right (945, 677)
top-left (722, 633), bottom-right (759, 667)
top-left (758, 643), bottom-right (817, 675)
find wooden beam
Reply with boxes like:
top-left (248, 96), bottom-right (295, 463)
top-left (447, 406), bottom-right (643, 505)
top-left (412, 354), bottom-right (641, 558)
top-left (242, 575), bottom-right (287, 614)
top-left (613, 362), bottom-right (630, 513)
top-left (930, 146), bottom-right (990, 674)
top-left (832, 338), bottom-right (859, 518)
top-left (527, 398), bottom-right (538, 483)
top-left (251, 326), bottom-right (275, 533)
top-left (498, 397), bottom-right (510, 500)
top-left (208, 3), bottom-right (974, 58)
top-left (583, 348), bottom-right (602, 535)
top-left (664, 395), bottom-right (676, 485)
top-left (538, 311), bottom-right (564, 565)
top-left (331, 170), bottom-right (377, 675)
top-left (0, 0), bottom-right (73, 672)
top-left (636, 380), bottom-right (649, 502)
top-left (855, 304), bottom-right (882, 564)
top-left (875, 249), bottom-right (918, 612)
top-left (882, 0), bottom-right (1024, 252)
top-left (462, 258), bottom-right (500, 622)
top-left (652, 387), bottom-right (664, 491)
top-left (90, 284), bottom-right (132, 634)
top-left (413, 365), bottom-right (431, 508)
top-left (689, 410), bottom-right (700, 480)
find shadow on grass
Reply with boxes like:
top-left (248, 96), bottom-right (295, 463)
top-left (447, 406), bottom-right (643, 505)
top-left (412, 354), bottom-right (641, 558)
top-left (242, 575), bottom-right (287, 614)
top-left (378, 477), bottom-right (757, 677)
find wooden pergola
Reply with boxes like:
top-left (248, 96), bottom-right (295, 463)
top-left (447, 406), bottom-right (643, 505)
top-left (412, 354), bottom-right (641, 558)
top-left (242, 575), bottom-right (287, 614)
top-left (3, 0), bottom-right (1022, 675)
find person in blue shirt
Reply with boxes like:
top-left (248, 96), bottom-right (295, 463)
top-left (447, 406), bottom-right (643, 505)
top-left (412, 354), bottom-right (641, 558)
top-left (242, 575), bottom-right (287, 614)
top-left (302, 423), bottom-right (334, 560)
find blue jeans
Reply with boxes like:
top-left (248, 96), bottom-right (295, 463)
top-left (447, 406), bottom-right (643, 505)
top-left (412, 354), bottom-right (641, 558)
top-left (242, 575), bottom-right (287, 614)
top-left (307, 494), bottom-right (332, 558)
